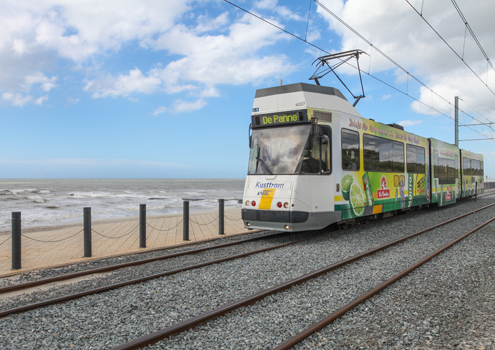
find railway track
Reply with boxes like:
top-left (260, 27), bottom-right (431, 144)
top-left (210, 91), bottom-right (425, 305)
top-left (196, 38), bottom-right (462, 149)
top-left (273, 216), bottom-right (495, 349)
top-left (0, 197), bottom-right (492, 320)
top-left (99, 200), bottom-right (494, 349)
top-left (0, 195), bottom-right (493, 349)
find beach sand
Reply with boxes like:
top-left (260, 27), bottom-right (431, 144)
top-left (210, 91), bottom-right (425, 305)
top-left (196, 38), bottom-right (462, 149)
top-left (0, 207), bottom-right (252, 277)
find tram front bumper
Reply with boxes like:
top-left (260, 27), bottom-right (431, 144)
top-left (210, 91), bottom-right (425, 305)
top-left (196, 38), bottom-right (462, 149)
top-left (242, 209), bottom-right (340, 232)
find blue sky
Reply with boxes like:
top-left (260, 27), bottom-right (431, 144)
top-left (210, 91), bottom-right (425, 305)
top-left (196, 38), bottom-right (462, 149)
top-left (1, 0), bottom-right (494, 178)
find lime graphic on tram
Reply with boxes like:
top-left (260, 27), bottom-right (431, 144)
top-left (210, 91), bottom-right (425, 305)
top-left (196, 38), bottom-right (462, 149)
top-left (349, 183), bottom-right (365, 217)
top-left (341, 174), bottom-right (353, 200)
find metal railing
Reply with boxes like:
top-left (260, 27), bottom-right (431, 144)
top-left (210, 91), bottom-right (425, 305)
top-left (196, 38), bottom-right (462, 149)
top-left (8, 199), bottom-right (243, 270)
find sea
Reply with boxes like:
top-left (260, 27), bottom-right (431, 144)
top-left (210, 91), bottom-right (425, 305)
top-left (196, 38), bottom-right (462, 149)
top-left (0, 179), bottom-right (245, 233)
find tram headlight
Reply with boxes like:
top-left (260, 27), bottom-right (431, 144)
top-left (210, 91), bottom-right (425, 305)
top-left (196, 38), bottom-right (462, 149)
top-left (284, 225), bottom-right (289, 230)
top-left (247, 222), bottom-right (251, 227)
top-left (284, 202), bottom-right (289, 208)
top-left (245, 200), bottom-right (250, 206)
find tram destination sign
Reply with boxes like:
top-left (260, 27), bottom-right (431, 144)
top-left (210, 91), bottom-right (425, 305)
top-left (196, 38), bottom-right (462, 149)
top-left (251, 110), bottom-right (308, 128)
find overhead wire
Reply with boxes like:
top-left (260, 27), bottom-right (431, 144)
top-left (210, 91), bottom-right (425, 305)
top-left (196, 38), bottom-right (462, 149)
top-left (305, 0), bottom-right (312, 42)
top-left (460, 98), bottom-right (495, 113)
top-left (222, 0), bottom-right (491, 140)
top-left (404, 0), bottom-right (495, 96)
top-left (451, 0), bottom-right (495, 73)
top-left (313, 0), bottom-right (493, 139)
top-left (459, 99), bottom-right (495, 133)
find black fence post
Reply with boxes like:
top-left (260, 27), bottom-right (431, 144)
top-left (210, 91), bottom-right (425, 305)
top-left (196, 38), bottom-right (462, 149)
top-left (475, 182), bottom-right (478, 202)
top-left (83, 207), bottom-right (92, 257)
top-left (218, 199), bottom-right (224, 235)
top-left (12, 212), bottom-right (21, 270)
top-left (140, 204), bottom-right (146, 248)
top-left (183, 200), bottom-right (189, 241)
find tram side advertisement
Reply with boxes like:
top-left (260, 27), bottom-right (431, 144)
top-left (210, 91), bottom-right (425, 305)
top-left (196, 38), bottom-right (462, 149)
top-left (336, 116), bottom-right (429, 220)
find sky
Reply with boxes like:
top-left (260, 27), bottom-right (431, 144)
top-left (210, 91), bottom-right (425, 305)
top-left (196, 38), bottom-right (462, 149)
top-left (1, 0), bottom-right (495, 178)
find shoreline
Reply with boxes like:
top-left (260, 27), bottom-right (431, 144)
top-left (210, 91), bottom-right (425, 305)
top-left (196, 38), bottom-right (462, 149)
top-left (0, 206), bottom-right (242, 236)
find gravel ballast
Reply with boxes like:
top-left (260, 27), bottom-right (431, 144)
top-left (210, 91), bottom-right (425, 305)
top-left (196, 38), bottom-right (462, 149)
top-left (0, 196), bottom-right (494, 349)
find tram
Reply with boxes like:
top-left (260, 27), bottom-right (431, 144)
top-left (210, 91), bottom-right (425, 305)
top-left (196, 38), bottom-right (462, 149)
top-left (242, 83), bottom-right (484, 232)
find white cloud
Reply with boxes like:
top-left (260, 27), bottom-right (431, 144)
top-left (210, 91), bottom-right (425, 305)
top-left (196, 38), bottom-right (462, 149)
top-left (153, 106), bottom-right (167, 116)
top-left (170, 98), bottom-right (206, 113)
top-left (84, 68), bottom-right (161, 98)
top-left (24, 72), bottom-right (57, 92)
top-left (255, 0), bottom-right (304, 21)
top-left (12, 39), bottom-right (28, 55)
top-left (35, 95), bottom-right (48, 105)
top-left (194, 12), bottom-right (230, 33)
top-left (1, 1), bottom-right (192, 62)
top-left (2, 92), bottom-right (32, 106)
top-left (316, 0), bottom-right (495, 118)
top-left (66, 97), bottom-right (79, 105)
top-left (145, 13), bottom-right (294, 95)
top-left (1, 1), bottom-right (295, 106)
top-left (153, 98), bottom-right (206, 115)
top-left (87, 11), bottom-right (294, 99)
top-left (381, 94), bottom-right (391, 101)
top-left (398, 120), bottom-right (423, 127)
top-left (0, 1), bottom-right (193, 102)
top-left (306, 30), bottom-right (321, 42)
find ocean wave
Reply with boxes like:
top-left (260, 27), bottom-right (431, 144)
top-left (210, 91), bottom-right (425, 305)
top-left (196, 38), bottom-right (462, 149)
top-left (25, 196), bottom-right (45, 203)
top-left (0, 178), bottom-right (244, 230)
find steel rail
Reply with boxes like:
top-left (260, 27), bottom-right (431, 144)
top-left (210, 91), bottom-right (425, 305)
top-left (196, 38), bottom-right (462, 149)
top-left (107, 202), bottom-right (495, 350)
top-left (0, 229), bottom-right (288, 294)
top-left (273, 216), bottom-right (495, 349)
top-left (0, 226), bottom-right (357, 318)
top-left (0, 201), bottom-right (409, 294)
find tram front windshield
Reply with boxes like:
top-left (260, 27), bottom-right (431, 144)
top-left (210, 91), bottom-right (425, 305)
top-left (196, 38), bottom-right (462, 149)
top-left (248, 125), bottom-right (311, 175)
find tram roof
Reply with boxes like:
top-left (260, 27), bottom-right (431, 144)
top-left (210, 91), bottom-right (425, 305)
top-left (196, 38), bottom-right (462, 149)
top-left (255, 83), bottom-right (347, 101)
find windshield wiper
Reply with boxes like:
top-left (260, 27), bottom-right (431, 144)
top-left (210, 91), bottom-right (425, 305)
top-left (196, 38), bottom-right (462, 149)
top-left (255, 156), bottom-right (273, 175)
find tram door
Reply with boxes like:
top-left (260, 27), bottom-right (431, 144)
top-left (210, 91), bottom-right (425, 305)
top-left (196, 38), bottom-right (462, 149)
top-left (305, 126), bottom-right (333, 213)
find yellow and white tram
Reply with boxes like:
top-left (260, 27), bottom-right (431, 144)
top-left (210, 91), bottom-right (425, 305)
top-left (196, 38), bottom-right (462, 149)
top-left (242, 83), bottom-right (484, 232)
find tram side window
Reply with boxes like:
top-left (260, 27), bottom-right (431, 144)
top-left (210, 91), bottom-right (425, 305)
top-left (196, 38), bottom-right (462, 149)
top-left (363, 134), bottom-right (404, 172)
top-left (481, 161), bottom-right (484, 176)
top-left (300, 127), bottom-right (331, 174)
top-left (379, 138), bottom-right (393, 171)
top-left (342, 129), bottom-right (360, 171)
top-left (406, 145), bottom-right (425, 174)
top-left (463, 157), bottom-right (471, 176)
top-left (437, 157), bottom-right (456, 184)
top-left (472, 159), bottom-right (481, 176)
top-left (300, 136), bottom-right (320, 174)
top-left (320, 127), bottom-right (331, 173)
top-left (447, 159), bottom-right (456, 184)
top-left (407, 145), bottom-right (417, 173)
top-left (433, 150), bottom-right (439, 180)
top-left (416, 147), bottom-right (425, 174)
top-left (436, 157), bottom-right (447, 184)
top-left (392, 141), bottom-right (404, 172)
top-left (363, 135), bottom-right (379, 171)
